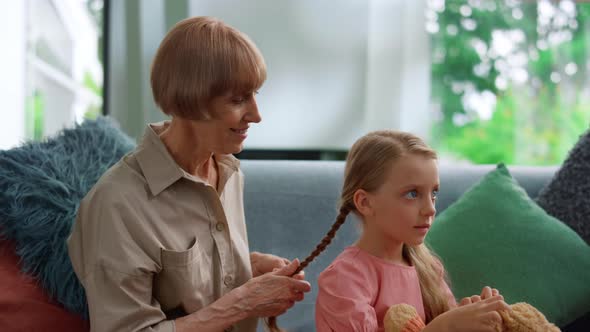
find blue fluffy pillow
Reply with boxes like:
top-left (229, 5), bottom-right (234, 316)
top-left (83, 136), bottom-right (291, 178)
top-left (0, 117), bottom-right (136, 317)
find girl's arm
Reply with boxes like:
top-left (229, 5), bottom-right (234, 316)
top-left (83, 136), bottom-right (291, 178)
top-left (315, 262), bottom-right (379, 332)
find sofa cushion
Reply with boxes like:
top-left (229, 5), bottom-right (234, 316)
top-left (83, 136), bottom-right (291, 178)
top-left (426, 164), bottom-right (590, 328)
top-left (536, 129), bottom-right (590, 244)
top-left (0, 239), bottom-right (89, 331)
top-left (0, 117), bottom-right (135, 317)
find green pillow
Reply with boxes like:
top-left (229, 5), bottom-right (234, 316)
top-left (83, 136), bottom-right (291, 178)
top-left (426, 164), bottom-right (590, 328)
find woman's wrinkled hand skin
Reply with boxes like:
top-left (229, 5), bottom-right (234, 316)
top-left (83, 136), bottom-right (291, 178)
top-left (238, 258), bottom-right (311, 317)
top-left (251, 251), bottom-right (289, 277)
top-left (250, 251), bottom-right (305, 280)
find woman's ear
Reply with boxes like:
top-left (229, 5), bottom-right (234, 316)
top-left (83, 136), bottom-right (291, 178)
top-left (353, 189), bottom-right (373, 217)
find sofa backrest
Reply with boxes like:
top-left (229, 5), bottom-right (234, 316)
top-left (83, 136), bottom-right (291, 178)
top-left (240, 160), bottom-right (557, 331)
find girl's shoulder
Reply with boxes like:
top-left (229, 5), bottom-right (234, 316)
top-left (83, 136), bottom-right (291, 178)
top-left (319, 246), bottom-right (375, 280)
top-left (317, 247), bottom-right (379, 300)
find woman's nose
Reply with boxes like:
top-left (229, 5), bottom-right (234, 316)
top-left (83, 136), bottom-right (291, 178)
top-left (245, 98), bottom-right (262, 123)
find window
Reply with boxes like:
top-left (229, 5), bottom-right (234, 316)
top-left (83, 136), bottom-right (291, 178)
top-left (104, 0), bottom-right (589, 163)
top-left (428, 0), bottom-right (590, 165)
top-left (0, 0), bottom-right (103, 149)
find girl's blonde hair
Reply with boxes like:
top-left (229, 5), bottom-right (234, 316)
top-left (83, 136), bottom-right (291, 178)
top-left (297, 130), bottom-right (451, 323)
top-left (150, 16), bottom-right (266, 120)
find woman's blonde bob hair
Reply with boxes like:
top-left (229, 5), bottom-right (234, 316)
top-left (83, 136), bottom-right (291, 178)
top-left (150, 16), bottom-right (267, 120)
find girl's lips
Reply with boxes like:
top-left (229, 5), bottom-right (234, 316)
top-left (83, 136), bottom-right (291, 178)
top-left (414, 225), bottom-right (431, 234)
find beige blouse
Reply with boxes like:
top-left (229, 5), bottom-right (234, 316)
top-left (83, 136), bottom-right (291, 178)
top-left (67, 122), bottom-right (258, 332)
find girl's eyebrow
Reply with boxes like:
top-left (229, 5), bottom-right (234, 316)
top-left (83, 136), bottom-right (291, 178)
top-left (398, 183), bottom-right (440, 191)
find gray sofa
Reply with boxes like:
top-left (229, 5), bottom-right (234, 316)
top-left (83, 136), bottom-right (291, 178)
top-left (240, 160), bottom-right (558, 332)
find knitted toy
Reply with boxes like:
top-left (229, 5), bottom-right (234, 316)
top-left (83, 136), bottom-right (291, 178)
top-left (384, 302), bottom-right (560, 332)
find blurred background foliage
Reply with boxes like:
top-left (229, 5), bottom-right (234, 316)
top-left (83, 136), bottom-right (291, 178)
top-left (429, 0), bottom-right (590, 165)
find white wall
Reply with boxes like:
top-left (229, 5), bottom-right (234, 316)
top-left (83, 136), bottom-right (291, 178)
top-left (190, 0), bottom-right (368, 150)
top-left (109, 0), bottom-right (430, 149)
top-left (365, 0), bottom-right (431, 141)
top-left (0, 2), bottom-right (26, 150)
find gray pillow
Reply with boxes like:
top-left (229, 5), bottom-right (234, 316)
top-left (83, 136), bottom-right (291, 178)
top-left (537, 129), bottom-right (590, 244)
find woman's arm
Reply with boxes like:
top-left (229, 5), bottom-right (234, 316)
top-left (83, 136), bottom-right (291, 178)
top-left (174, 289), bottom-right (249, 332)
top-left (176, 259), bottom-right (311, 332)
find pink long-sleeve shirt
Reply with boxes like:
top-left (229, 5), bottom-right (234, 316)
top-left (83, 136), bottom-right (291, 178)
top-left (315, 246), bottom-right (455, 332)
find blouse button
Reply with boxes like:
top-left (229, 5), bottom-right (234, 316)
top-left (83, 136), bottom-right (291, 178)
top-left (224, 275), bottom-right (234, 286)
top-left (215, 222), bottom-right (225, 232)
top-left (224, 326), bottom-right (234, 332)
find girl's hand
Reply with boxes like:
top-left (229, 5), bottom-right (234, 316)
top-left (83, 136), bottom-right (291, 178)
top-left (459, 286), bottom-right (500, 306)
top-left (427, 295), bottom-right (510, 332)
top-left (236, 259), bottom-right (311, 317)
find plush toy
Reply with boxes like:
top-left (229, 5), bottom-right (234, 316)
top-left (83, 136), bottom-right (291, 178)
top-left (384, 302), bottom-right (560, 332)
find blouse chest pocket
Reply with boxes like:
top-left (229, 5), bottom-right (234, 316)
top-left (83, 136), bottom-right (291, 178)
top-left (154, 238), bottom-right (215, 313)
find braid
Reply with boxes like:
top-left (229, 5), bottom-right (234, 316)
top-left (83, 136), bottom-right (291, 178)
top-left (265, 206), bottom-right (351, 332)
top-left (294, 206), bottom-right (351, 274)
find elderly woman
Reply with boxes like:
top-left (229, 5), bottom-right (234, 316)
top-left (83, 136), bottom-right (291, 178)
top-left (67, 16), bottom-right (310, 332)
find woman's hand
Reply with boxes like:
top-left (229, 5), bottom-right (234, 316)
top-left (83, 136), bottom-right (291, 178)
top-left (459, 286), bottom-right (500, 306)
top-left (235, 258), bottom-right (311, 318)
top-left (250, 251), bottom-right (306, 280)
top-left (426, 295), bottom-right (510, 332)
top-left (250, 251), bottom-right (289, 277)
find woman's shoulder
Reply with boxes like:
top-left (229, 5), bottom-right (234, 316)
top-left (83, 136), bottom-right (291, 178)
top-left (82, 156), bottom-right (144, 207)
top-left (101, 147), bottom-right (153, 184)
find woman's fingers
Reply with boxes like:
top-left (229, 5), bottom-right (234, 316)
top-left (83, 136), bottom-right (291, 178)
top-left (288, 277), bottom-right (311, 293)
top-left (273, 258), bottom-right (300, 276)
top-left (291, 291), bottom-right (304, 302)
top-left (243, 270), bottom-right (313, 317)
top-left (470, 295), bottom-right (482, 303)
top-left (292, 270), bottom-right (305, 280)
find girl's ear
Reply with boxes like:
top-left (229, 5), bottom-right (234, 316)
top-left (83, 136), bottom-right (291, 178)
top-left (353, 189), bottom-right (373, 217)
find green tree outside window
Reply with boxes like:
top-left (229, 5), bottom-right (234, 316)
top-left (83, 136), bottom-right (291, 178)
top-left (429, 0), bottom-right (590, 165)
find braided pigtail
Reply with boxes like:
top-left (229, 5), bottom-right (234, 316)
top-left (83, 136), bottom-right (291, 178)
top-left (265, 206), bottom-right (352, 332)
top-left (265, 130), bottom-right (439, 331)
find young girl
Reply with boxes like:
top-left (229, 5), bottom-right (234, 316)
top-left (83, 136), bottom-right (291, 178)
top-left (297, 130), bottom-right (509, 332)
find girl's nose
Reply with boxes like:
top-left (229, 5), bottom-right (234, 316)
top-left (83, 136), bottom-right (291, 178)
top-left (421, 198), bottom-right (436, 217)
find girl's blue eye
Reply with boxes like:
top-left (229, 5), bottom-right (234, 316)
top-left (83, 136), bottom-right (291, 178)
top-left (432, 190), bottom-right (439, 200)
top-left (405, 190), bottom-right (418, 199)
